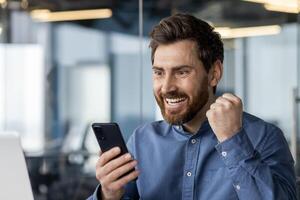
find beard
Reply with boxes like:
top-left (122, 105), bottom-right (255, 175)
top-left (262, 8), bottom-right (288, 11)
top-left (155, 79), bottom-right (209, 125)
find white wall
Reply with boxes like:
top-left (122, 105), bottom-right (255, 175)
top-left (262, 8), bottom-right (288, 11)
top-left (0, 44), bottom-right (45, 152)
top-left (244, 24), bottom-right (297, 139)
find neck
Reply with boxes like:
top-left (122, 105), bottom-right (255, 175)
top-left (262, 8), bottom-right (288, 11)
top-left (183, 94), bottom-right (216, 134)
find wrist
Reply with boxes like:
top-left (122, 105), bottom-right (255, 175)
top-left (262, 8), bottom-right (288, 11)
top-left (101, 188), bottom-right (122, 200)
top-left (217, 127), bottom-right (242, 142)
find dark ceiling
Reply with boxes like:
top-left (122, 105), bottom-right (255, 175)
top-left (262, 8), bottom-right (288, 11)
top-left (2, 0), bottom-right (298, 35)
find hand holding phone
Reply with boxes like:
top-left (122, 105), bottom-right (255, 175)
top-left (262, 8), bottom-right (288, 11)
top-left (92, 123), bottom-right (139, 200)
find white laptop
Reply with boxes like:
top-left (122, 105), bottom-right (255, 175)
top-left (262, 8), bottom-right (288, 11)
top-left (0, 134), bottom-right (34, 200)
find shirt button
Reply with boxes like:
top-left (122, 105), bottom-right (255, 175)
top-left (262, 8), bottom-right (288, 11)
top-left (186, 172), bottom-right (192, 177)
top-left (235, 184), bottom-right (241, 190)
top-left (221, 151), bottom-right (227, 157)
top-left (191, 139), bottom-right (197, 144)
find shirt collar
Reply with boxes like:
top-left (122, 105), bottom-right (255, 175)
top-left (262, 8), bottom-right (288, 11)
top-left (171, 119), bottom-right (211, 138)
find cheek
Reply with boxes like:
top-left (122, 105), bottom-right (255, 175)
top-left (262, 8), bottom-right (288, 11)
top-left (153, 79), bottom-right (162, 91)
top-left (185, 79), bottom-right (207, 97)
top-left (180, 80), bottom-right (197, 94)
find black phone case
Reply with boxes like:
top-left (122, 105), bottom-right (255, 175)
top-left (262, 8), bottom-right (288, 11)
top-left (92, 122), bottom-right (136, 180)
top-left (92, 123), bottom-right (129, 156)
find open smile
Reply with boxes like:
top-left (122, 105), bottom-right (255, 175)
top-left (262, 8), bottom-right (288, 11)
top-left (164, 97), bottom-right (188, 112)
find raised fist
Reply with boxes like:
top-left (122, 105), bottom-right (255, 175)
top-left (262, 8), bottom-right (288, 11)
top-left (206, 93), bottom-right (243, 142)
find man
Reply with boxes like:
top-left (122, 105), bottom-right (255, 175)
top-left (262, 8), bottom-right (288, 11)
top-left (88, 13), bottom-right (296, 200)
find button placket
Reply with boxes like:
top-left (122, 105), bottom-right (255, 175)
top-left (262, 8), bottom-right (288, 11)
top-left (182, 137), bottom-right (200, 200)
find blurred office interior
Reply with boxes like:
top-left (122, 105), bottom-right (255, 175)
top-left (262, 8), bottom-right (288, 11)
top-left (0, 0), bottom-right (300, 199)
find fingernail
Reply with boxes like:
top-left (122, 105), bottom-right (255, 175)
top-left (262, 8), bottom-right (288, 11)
top-left (132, 160), bottom-right (138, 165)
top-left (114, 147), bottom-right (120, 153)
top-left (125, 153), bottom-right (132, 159)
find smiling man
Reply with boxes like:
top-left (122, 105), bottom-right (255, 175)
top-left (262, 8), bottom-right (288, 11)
top-left (88, 13), bottom-right (296, 200)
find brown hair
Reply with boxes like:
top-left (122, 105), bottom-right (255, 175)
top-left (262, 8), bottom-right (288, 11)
top-left (149, 13), bottom-right (224, 74)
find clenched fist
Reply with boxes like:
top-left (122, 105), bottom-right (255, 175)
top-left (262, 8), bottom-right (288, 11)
top-left (206, 93), bottom-right (243, 142)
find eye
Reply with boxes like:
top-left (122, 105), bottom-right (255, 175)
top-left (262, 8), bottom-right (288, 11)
top-left (176, 70), bottom-right (189, 77)
top-left (153, 69), bottom-right (163, 76)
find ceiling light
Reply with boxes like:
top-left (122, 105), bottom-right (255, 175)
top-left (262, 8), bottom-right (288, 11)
top-left (243, 0), bottom-right (299, 13)
top-left (264, 4), bottom-right (299, 13)
top-left (30, 8), bottom-right (112, 22)
top-left (243, 0), bottom-right (297, 6)
top-left (0, 0), bottom-right (6, 8)
top-left (215, 25), bottom-right (281, 39)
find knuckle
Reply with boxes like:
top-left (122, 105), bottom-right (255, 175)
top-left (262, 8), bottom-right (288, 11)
top-left (206, 111), bottom-right (211, 117)
top-left (123, 154), bottom-right (130, 162)
top-left (96, 171), bottom-right (102, 180)
top-left (218, 104), bottom-right (224, 109)
top-left (218, 106), bottom-right (225, 112)
top-left (99, 155), bottom-right (107, 165)
top-left (97, 158), bottom-right (104, 167)
top-left (208, 110), bottom-right (216, 116)
top-left (225, 102), bottom-right (232, 109)
top-left (231, 95), bottom-right (241, 103)
top-left (99, 177), bottom-right (107, 187)
top-left (237, 97), bottom-right (242, 104)
top-left (214, 104), bottom-right (221, 110)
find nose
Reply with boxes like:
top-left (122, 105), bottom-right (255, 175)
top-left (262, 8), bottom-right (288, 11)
top-left (161, 74), bottom-right (177, 94)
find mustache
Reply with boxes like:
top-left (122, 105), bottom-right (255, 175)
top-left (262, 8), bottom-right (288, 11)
top-left (161, 91), bottom-right (188, 99)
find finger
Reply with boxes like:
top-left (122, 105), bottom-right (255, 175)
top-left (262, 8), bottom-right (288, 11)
top-left (101, 153), bottom-right (133, 176)
top-left (222, 93), bottom-right (241, 104)
top-left (98, 150), bottom-right (102, 156)
top-left (206, 109), bottom-right (214, 118)
top-left (98, 147), bottom-right (121, 167)
top-left (107, 160), bottom-right (138, 181)
top-left (210, 102), bottom-right (223, 110)
top-left (215, 97), bottom-right (233, 108)
top-left (109, 170), bottom-right (140, 191)
top-left (210, 103), bottom-right (218, 110)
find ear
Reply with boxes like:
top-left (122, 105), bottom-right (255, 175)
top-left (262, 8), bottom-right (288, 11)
top-left (208, 60), bottom-right (223, 87)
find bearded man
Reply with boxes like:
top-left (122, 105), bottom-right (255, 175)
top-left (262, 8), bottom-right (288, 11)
top-left (88, 13), bottom-right (296, 200)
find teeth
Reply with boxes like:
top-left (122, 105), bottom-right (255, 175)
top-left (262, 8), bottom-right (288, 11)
top-left (166, 98), bottom-right (186, 104)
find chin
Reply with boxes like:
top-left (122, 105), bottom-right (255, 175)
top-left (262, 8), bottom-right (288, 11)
top-left (163, 113), bottom-right (187, 125)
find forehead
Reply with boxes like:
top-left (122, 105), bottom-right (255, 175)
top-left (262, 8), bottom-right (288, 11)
top-left (153, 40), bottom-right (201, 68)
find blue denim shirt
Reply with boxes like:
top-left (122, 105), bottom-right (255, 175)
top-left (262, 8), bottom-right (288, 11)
top-left (88, 113), bottom-right (296, 200)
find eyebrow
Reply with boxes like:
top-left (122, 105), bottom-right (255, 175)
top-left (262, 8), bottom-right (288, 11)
top-left (152, 65), bottom-right (193, 71)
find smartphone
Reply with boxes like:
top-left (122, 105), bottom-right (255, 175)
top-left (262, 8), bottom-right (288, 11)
top-left (92, 123), bottom-right (136, 179)
top-left (92, 122), bottom-right (129, 157)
